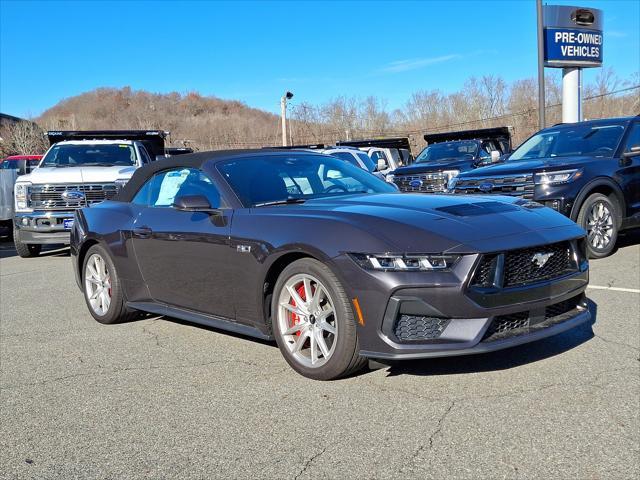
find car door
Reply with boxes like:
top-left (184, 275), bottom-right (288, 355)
top-left (618, 121), bottom-right (640, 218)
top-left (131, 167), bottom-right (236, 319)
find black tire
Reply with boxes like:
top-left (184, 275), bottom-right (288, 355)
top-left (82, 244), bottom-right (137, 324)
top-left (13, 228), bottom-right (41, 258)
top-left (271, 258), bottom-right (367, 380)
top-left (576, 193), bottom-right (619, 259)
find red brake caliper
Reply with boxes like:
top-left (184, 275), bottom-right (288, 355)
top-left (289, 283), bottom-right (307, 337)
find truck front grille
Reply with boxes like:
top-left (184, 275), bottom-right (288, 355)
top-left (29, 184), bottom-right (118, 210)
top-left (454, 174), bottom-right (535, 199)
top-left (393, 173), bottom-right (447, 193)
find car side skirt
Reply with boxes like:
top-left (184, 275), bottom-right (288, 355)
top-left (127, 302), bottom-right (275, 341)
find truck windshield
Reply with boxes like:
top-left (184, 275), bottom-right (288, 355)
top-left (41, 144), bottom-right (136, 167)
top-left (415, 141), bottom-right (478, 163)
top-left (509, 123), bottom-right (626, 160)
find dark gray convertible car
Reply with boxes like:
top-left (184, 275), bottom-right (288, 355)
top-left (70, 150), bottom-right (591, 380)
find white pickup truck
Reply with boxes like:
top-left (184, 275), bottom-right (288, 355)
top-left (13, 130), bottom-right (166, 257)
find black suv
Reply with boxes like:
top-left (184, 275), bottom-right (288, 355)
top-left (450, 116), bottom-right (640, 258)
top-left (390, 127), bottom-right (512, 193)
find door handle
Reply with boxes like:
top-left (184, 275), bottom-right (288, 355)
top-left (133, 226), bottom-right (153, 239)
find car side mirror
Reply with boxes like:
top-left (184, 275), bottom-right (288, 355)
top-left (172, 195), bottom-right (220, 214)
top-left (622, 145), bottom-right (640, 158)
top-left (377, 158), bottom-right (389, 171)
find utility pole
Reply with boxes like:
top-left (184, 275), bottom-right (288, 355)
top-left (536, 0), bottom-right (546, 129)
top-left (281, 91), bottom-right (293, 146)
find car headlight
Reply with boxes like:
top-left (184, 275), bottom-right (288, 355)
top-left (349, 253), bottom-right (460, 271)
top-left (534, 169), bottom-right (583, 185)
top-left (442, 169), bottom-right (459, 180)
top-left (114, 178), bottom-right (130, 190)
top-left (14, 182), bottom-right (31, 212)
top-left (385, 173), bottom-right (395, 184)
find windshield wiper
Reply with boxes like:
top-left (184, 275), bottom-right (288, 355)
top-left (253, 198), bottom-right (307, 207)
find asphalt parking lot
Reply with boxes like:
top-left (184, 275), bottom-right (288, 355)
top-left (1, 231), bottom-right (638, 479)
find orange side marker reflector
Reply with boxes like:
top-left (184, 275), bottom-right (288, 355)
top-left (352, 298), bottom-right (365, 326)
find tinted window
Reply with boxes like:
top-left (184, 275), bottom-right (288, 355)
top-left (510, 123), bottom-right (626, 160)
top-left (331, 152), bottom-right (360, 167)
top-left (41, 144), bottom-right (136, 167)
top-left (217, 154), bottom-right (396, 207)
top-left (132, 168), bottom-right (223, 208)
top-left (623, 123), bottom-right (640, 152)
top-left (138, 145), bottom-right (152, 164)
top-left (415, 141), bottom-right (478, 163)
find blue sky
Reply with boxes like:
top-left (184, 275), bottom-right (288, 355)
top-left (1, 0), bottom-right (638, 118)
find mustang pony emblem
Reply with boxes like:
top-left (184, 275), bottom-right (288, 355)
top-left (532, 252), bottom-right (554, 268)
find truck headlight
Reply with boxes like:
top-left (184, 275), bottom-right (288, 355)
top-left (14, 182), bottom-right (31, 212)
top-left (349, 253), bottom-right (460, 271)
top-left (534, 169), bottom-right (583, 185)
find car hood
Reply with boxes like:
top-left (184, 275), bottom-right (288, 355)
top-left (255, 193), bottom-right (585, 254)
top-left (18, 166), bottom-right (137, 185)
top-left (457, 156), bottom-right (596, 178)
top-left (393, 158), bottom-right (475, 175)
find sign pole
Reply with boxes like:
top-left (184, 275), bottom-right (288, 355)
top-left (562, 67), bottom-right (582, 123)
top-left (537, 0), bottom-right (546, 129)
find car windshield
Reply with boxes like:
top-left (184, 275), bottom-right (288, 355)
top-left (218, 153), bottom-right (396, 207)
top-left (41, 144), bottom-right (137, 167)
top-left (415, 141), bottom-right (478, 163)
top-left (509, 123), bottom-right (626, 160)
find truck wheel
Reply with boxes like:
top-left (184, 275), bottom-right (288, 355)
top-left (82, 244), bottom-right (137, 324)
top-left (577, 193), bottom-right (619, 259)
top-left (272, 258), bottom-right (367, 380)
top-left (13, 228), bottom-right (41, 258)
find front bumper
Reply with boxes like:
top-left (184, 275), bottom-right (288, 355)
top-left (333, 242), bottom-right (591, 360)
top-left (14, 211), bottom-right (74, 244)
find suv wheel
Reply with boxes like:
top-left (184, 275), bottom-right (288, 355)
top-left (272, 258), bottom-right (367, 380)
top-left (577, 193), bottom-right (619, 259)
top-left (82, 244), bottom-right (137, 324)
top-left (13, 227), bottom-right (41, 258)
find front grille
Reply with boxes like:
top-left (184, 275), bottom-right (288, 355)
top-left (29, 184), bottom-right (118, 210)
top-left (503, 242), bottom-right (572, 287)
top-left (471, 241), bottom-right (576, 288)
top-left (483, 311), bottom-right (529, 340)
top-left (482, 294), bottom-right (584, 342)
top-left (454, 174), bottom-right (535, 199)
top-left (545, 295), bottom-right (581, 319)
top-left (394, 173), bottom-right (447, 193)
top-left (393, 315), bottom-right (450, 341)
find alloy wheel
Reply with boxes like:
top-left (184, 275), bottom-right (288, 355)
top-left (586, 201), bottom-right (614, 250)
top-left (277, 273), bottom-right (338, 368)
top-left (84, 253), bottom-right (112, 316)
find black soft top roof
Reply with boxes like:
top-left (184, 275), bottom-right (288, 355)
top-left (47, 130), bottom-right (168, 158)
top-left (114, 148), bottom-right (318, 202)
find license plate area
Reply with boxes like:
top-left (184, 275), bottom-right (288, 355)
top-left (63, 219), bottom-right (74, 229)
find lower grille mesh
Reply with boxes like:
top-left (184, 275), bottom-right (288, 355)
top-left (394, 315), bottom-right (450, 341)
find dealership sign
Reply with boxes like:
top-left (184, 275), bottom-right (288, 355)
top-left (543, 5), bottom-right (603, 68)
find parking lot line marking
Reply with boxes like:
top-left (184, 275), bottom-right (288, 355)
top-left (588, 285), bottom-right (640, 294)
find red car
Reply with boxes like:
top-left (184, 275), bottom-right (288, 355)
top-left (1, 155), bottom-right (42, 174)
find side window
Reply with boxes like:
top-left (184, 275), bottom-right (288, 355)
top-left (138, 145), bottom-right (152, 164)
top-left (132, 168), bottom-right (224, 208)
top-left (623, 123), bottom-right (640, 152)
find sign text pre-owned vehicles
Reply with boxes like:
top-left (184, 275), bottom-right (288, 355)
top-left (71, 149), bottom-right (590, 380)
top-left (450, 116), bottom-right (640, 258)
top-left (389, 127), bottom-right (512, 193)
top-left (13, 130), bottom-right (166, 257)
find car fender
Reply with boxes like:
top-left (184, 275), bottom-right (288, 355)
top-left (570, 176), bottom-right (626, 223)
